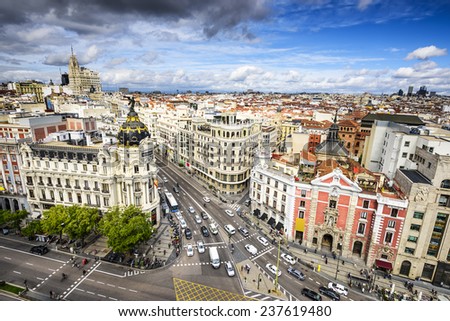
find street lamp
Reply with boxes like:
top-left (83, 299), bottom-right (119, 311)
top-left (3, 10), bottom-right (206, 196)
top-left (60, 222), bottom-right (65, 245)
top-left (273, 238), bottom-right (281, 295)
top-left (257, 273), bottom-right (262, 290)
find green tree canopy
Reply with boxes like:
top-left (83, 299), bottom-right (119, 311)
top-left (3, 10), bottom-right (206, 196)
top-left (21, 220), bottom-right (44, 238)
top-left (99, 205), bottom-right (153, 253)
top-left (64, 206), bottom-right (100, 245)
top-left (41, 205), bottom-right (70, 237)
top-left (2, 210), bottom-right (29, 231)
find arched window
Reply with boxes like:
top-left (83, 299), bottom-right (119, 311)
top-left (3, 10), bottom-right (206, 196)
top-left (441, 179), bottom-right (450, 189)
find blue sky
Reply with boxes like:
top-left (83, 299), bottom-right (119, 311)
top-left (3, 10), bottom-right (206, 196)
top-left (1, 0), bottom-right (449, 94)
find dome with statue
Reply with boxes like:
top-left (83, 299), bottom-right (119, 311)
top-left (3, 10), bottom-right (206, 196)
top-left (117, 97), bottom-right (150, 146)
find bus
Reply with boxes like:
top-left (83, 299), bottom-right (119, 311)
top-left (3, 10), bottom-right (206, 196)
top-left (164, 192), bottom-right (179, 212)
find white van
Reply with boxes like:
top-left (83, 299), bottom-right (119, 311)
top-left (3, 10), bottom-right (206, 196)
top-left (328, 282), bottom-right (349, 296)
top-left (209, 246), bottom-right (220, 269)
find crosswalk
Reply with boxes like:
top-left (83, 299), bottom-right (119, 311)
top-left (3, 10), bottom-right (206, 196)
top-left (226, 203), bottom-right (241, 212)
top-left (244, 290), bottom-right (285, 301)
top-left (124, 269), bottom-right (146, 277)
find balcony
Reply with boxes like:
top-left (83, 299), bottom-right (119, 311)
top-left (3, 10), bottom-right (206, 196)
top-left (74, 185), bottom-right (81, 190)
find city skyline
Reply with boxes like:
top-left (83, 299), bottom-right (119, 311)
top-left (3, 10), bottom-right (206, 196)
top-left (1, 0), bottom-right (450, 94)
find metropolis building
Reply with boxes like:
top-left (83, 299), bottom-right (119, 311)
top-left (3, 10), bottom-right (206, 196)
top-left (20, 102), bottom-right (160, 226)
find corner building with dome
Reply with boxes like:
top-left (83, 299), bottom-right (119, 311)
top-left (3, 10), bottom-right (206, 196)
top-left (20, 103), bottom-right (160, 226)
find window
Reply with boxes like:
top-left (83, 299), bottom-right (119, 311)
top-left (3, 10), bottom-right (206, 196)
top-left (363, 200), bottom-right (370, 209)
top-left (83, 164), bottom-right (87, 171)
top-left (329, 200), bottom-right (337, 209)
top-left (68, 192), bottom-right (73, 202)
top-left (64, 163), bottom-right (68, 170)
top-left (410, 224), bottom-right (421, 231)
top-left (441, 180), bottom-right (450, 189)
top-left (77, 194), bottom-right (82, 203)
top-left (388, 220), bottom-right (396, 228)
top-left (59, 192), bottom-right (63, 201)
top-left (104, 198), bottom-right (109, 207)
top-left (134, 165), bottom-right (139, 174)
top-left (283, 184), bottom-right (287, 192)
top-left (93, 165), bottom-right (97, 172)
top-left (402, 152), bottom-right (407, 158)
top-left (102, 183), bottom-right (109, 193)
top-left (281, 195), bottom-right (286, 202)
top-left (273, 200), bottom-right (277, 208)
top-left (29, 190), bottom-right (34, 198)
top-left (300, 200), bottom-right (306, 208)
top-left (301, 190), bottom-right (306, 197)
top-left (360, 212), bottom-right (367, 219)
top-left (413, 211), bottom-right (424, 219)
top-left (86, 195), bottom-right (91, 205)
top-left (404, 141), bottom-right (410, 147)
top-left (384, 231), bottom-right (393, 244)
top-left (407, 236), bottom-right (418, 243)
top-left (266, 187), bottom-right (270, 194)
top-left (275, 181), bottom-right (278, 188)
top-left (405, 247), bottom-right (415, 255)
top-left (96, 195), bottom-right (101, 207)
top-left (357, 223), bottom-right (366, 235)
top-left (273, 191), bottom-right (278, 198)
top-left (391, 208), bottom-right (398, 217)
top-left (438, 195), bottom-right (450, 207)
top-left (298, 210), bottom-right (305, 219)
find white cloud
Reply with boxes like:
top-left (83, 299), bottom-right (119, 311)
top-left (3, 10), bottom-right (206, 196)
top-left (357, 0), bottom-right (374, 11)
top-left (405, 45), bottom-right (447, 60)
top-left (229, 65), bottom-right (264, 81)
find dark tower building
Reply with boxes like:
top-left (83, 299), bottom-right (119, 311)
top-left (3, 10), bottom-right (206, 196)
top-left (117, 97), bottom-right (150, 146)
top-left (61, 73), bottom-right (69, 86)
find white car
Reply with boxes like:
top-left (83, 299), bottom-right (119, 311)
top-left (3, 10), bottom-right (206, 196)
top-left (266, 263), bottom-right (282, 277)
top-left (203, 197), bottom-right (211, 203)
top-left (179, 219), bottom-right (187, 229)
top-left (245, 244), bottom-right (258, 255)
top-left (186, 243), bottom-right (194, 257)
top-left (194, 214), bottom-right (202, 224)
top-left (197, 240), bottom-right (205, 254)
top-left (281, 253), bottom-right (296, 265)
top-left (163, 177), bottom-right (168, 183)
top-left (225, 209), bottom-right (234, 217)
top-left (225, 261), bottom-right (235, 277)
top-left (257, 236), bottom-right (269, 246)
top-left (188, 206), bottom-right (195, 214)
top-left (175, 211), bottom-right (183, 220)
top-left (328, 282), bottom-right (349, 296)
top-left (224, 224), bottom-right (236, 235)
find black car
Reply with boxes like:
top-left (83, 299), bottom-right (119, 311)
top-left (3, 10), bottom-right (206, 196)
top-left (200, 226), bottom-right (210, 237)
top-left (201, 211), bottom-right (209, 220)
top-left (287, 267), bottom-right (305, 280)
top-left (301, 288), bottom-right (322, 301)
top-left (319, 286), bottom-right (340, 301)
top-left (30, 245), bottom-right (49, 255)
top-left (185, 228), bottom-right (192, 240)
top-left (173, 186), bottom-right (179, 193)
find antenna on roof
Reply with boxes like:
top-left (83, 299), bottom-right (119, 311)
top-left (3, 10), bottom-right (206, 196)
top-left (71, 45), bottom-right (74, 56)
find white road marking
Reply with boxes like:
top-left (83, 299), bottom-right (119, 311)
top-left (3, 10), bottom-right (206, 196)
top-left (13, 270), bottom-right (21, 274)
top-left (128, 289), bottom-right (138, 293)
top-left (36, 277), bottom-right (44, 281)
top-left (107, 283), bottom-right (115, 287)
top-left (87, 291), bottom-right (95, 295)
top-left (97, 294), bottom-right (106, 298)
top-left (26, 262), bottom-right (33, 266)
top-left (4, 256), bottom-right (11, 260)
top-left (118, 286), bottom-right (126, 290)
top-left (109, 297), bottom-right (118, 301)
top-left (97, 281), bottom-right (105, 285)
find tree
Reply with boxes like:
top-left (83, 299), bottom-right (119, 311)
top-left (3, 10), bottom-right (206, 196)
top-left (99, 205), bottom-right (153, 253)
top-left (64, 206), bottom-right (99, 246)
top-left (21, 220), bottom-right (44, 238)
top-left (41, 205), bottom-right (69, 239)
top-left (2, 210), bottom-right (29, 231)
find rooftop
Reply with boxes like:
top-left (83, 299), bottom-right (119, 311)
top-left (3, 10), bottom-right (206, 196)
top-left (399, 169), bottom-right (432, 185)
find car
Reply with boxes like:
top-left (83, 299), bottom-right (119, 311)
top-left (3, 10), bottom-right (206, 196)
top-left (163, 176), bottom-right (168, 183)
top-left (319, 286), bottom-right (341, 301)
top-left (175, 211), bottom-right (183, 220)
top-left (173, 186), bottom-right (179, 193)
top-left (179, 219), bottom-right (187, 229)
top-left (244, 199), bottom-right (251, 207)
top-left (257, 236), bottom-right (269, 246)
top-left (188, 206), bottom-right (195, 214)
top-left (287, 266), bottom-right (305, 280)
top-left (225, 209), bottom-right (234, 217)
top-left (186, 243), bottom-right (194, 257)
top-left (266, 263), bottom-right (282, 277)
top-left (328, 282), bottom-right (349, 296)
top-left (203, 196), bottom-right (210, 203)
top-left (281, 253), bottom-right (296, 265)
top-left (197, 240), bottom-right (205, 254)
top-left (201, 226), bottom-right (210, 237)
top-left (209, 223), bottom-right (219, 235)
top-left (238, 226), bottom-right (249, 237)
top-left (30, 245), bottom-right (49, 255)
top-left (194, 214), bottom-right (202, 224)
top-left (184, 228), bottom-right (192, 239)
top-left (225, 261), bottom-right (235, 277)
top-left (245, 244), bottom-right (258, 255)
top-left (301, 288), bottom-right (322, 301)
top-left (201, 211), bottom-right (209, 220)
top-left (224, 224), bottom-right (236, 235)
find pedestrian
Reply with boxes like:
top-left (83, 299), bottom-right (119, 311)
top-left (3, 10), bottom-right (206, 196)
top-left (325, 257), bottom-right (328, 264)
top-left (82, 269), bottom-right (86, 276)
top-left (49, 290), bottom-right (53, 299)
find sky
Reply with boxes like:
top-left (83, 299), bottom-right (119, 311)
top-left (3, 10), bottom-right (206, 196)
top-left (1, 0), bottom-right (450, 95)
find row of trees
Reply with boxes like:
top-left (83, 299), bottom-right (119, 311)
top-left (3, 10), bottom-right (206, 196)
top-left (2, 205), bottom-right (154, 253)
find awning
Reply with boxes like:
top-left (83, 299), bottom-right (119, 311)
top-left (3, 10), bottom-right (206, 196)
top-left (267, 217), bottom-right (276, 227)
top-left (259, 212), bottom-right (268, 221)
top-left (275, 222), bottom-right (284, 231)
top-left (375, 259), bottom-right (393, 270)
top-left (253, 209), bottom-right (260, 216)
